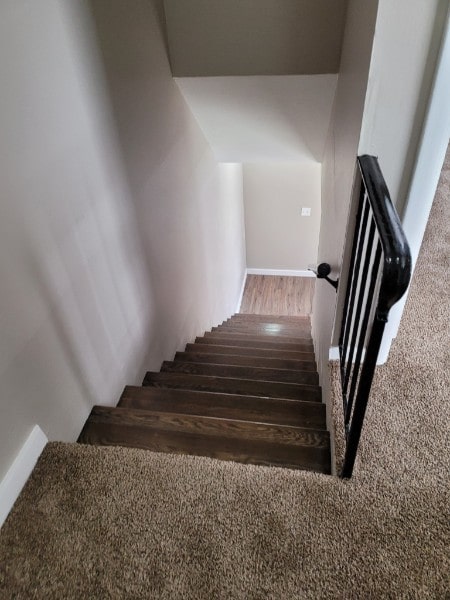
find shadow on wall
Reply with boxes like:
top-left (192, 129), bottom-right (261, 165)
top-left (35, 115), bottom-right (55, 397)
top-left (0, 0), bottom-right (163, 480)
top-left (87, 0), bottom-right (247, 364)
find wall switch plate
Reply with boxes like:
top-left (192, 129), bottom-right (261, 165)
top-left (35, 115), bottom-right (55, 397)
top-left (301, 207), bottom-right (311, 216)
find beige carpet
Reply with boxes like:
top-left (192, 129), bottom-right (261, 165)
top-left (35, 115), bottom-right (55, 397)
top-left (0, 150), bottom-right (449, 598)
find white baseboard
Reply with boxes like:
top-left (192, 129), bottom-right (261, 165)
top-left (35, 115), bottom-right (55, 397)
top-left (235, 270), bottom-right (247, 313)
top-left (246, 268), bottom-right (315, 277)
top-left (329, 346), bottom-right (340, 361)
top-left (0, 425), bottom-right (48, 528)
top-left (329, 346), bottom-right (369, 363)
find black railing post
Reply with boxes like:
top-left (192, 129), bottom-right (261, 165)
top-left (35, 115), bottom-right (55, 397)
top-left (341, 316), bottom-right (386, 478)
top-left (337, 155), bottom-right (411, 478)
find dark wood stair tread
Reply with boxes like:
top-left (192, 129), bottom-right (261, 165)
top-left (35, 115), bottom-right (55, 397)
top-left (78, 406), bottom-right (330, 473)
top-left (77, 313), bottom-right (330, 475)
top-left (118, 386), bottom-right (327, 429)
top-left (218, 323), bottom-right (311, 335)
top-left (212, 327), bottom-right (311, 339)
top-left (221, 315), bottom-right (311, 330)
top-left (195, 335), bottom-right (313, 352)
top-left (232, 314), bottom-right (311, 323)
top-left (143, 371), bottom-right (321, 402)
top-left (81, 405), bottom-right (329, 447)
top-left (174, 351), bottom-right (316, 371)
top-left (207, 330), bottom-right (312, 343)
top-left (160, 361), bottom-right (319, 385)
top-left (185, 343), bottom-right (315, 362)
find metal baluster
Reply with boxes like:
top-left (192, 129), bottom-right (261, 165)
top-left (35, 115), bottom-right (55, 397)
top-left (340, 198), bottom-right (370, 391)
top-left (343, 206), bottom-right (373, 396)
top-left (345, 242), bottom-right (382, 425)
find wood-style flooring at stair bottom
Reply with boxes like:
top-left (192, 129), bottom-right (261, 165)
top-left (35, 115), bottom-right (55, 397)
top-left (78, 314), bottom-right (331, 474)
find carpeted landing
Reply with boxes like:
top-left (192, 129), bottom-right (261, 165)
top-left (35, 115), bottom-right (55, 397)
top-left (0, 150), bottom-right (449, 598)
top-left (1, 442), bottom-right (448, 599)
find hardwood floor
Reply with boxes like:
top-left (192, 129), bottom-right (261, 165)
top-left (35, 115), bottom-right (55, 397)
top-left (240, 275), bottom-right (315, 316)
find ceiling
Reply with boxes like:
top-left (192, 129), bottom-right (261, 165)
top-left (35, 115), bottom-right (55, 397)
top-left (164, 0), bottom-right (349, 77)
top-left (176, 75), bottom-right (337, 163)
top-left (166, 1), bottom-right (346, 163)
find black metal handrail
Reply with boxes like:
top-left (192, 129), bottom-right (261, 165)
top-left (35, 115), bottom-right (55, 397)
top-left (338, 155), bottom-right (411, 478)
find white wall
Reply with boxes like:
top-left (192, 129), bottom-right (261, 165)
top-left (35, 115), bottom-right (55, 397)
top-left (164, 0), bottom-right (348, 76)
top-left (313, 0), bottom-right (446, 392)
top-left (362, 2), bottom-right (450, 363)
top-left (312, 0), bottom-right (379, 384)
top-left (88, 0), bottom-right (246, 362)
top-left (243, 163), bottom-right (321, 270)
top-left (0, 0), bottom-right (146, 482)
top-left (175, 75), bottom-right (338, 163)
top-left (0, 0), bottom-right (246, 483)
top-left (359, 0), bottom-right (448, 215)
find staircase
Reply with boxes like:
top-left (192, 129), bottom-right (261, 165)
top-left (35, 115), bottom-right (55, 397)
top-left (78, 314), bottom-right (331, 474)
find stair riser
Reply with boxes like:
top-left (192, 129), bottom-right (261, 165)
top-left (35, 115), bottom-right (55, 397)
top-left (207, 330), bottom-right (312, 343)
top-left (196, 337), bottom-right (313, 352)
top-left (174, 351), bottom-right (316, 371)
top-left (161, 361), bottom-right (319, 385)
top-left (83, 406), bottom-right (329, 448)
top-left (143, 372), bottom-right (321, 402)
top-left (119, 388), bottom-right (326, 429)
top-left (79, 423), bottom-right (330, 473)
top-left (185, 343), bottom-right (315, 362)
top-left (225, 316), bottom-right (310, 325)
top-left (217, 325), bottom-right (311, 336)
top-left (231, 314), bottom-right (311, 324)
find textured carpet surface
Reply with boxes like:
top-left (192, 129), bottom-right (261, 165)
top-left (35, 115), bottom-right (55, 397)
top-left (0, 150), bottom-right (449, 598)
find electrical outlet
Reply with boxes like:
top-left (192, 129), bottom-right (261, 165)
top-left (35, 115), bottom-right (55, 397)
top-left (301, 207), bottom-right (311, 217)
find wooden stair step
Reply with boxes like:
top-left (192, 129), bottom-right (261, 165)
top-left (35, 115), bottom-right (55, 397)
top-left (143, 371), bottom-right (321, 402)
top-left (208, 325), bottom-right (311, 342)
top-left (226, 315), bottom-right (311, 325)
top-left (185, 343), bottom-right (315, 362)
top-left (232, 314), bottom-right (311, 324)
top-left (219, 327), bottom-right (311, 338)
top-left (221, 321), bottom-right (311, 335)
top-left (81, 405), bottom-right (329, 448)
top-left (160, 361), bottom-right (319, 386)
top-left (118, 386), bottom-right (327, 429)
top-left (78, 406), bottom-right (331, 473)
top-left (174, 351), bottom-right (316, 371)
top-left (196, 335), bottom-right (313, 352)
top-left (77, 310), bottom-right (330, 475)
top-left (213, 326), bottom-right (311, 338)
